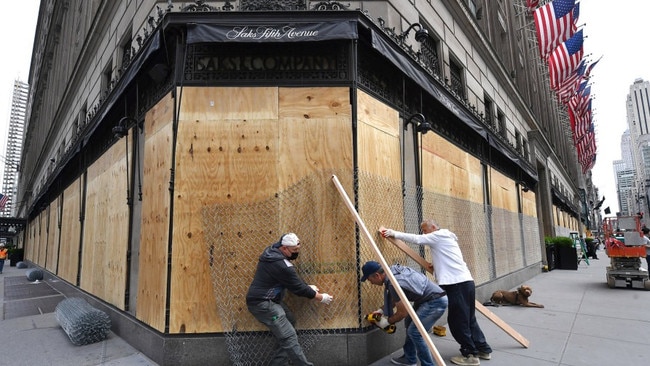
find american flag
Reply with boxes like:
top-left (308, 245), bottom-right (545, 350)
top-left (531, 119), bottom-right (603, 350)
top-left (576, 131), bottom-right (596, 167)
top-left (569, 85), bottom-right (591, 115)
top-left (556, 59), bottom-right (586, 103)
top-left (548, 30), bottom-right (584, 90)
top-left (570, 106), bottom-right (592, 141)
top-left (585, 56), bottom-right (601, 78)
top-left (526, 0), bottom-right (540, 12)
top-left (534, 0), bottom-right (576, 58)
top-left (0, 194), bottom-right (7, 210)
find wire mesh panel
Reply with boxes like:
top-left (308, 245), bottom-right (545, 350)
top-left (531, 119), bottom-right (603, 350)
top-left (203, 170), bottom-right (356, 365)
top-left (203, 169), bottom-right (541, 365)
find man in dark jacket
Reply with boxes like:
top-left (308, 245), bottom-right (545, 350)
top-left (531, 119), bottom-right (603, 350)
top-left (246, 233), bottom-right (333, 366)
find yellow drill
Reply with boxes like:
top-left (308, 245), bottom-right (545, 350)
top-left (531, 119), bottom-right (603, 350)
top-left (365, 313), bottom-right (396, 334)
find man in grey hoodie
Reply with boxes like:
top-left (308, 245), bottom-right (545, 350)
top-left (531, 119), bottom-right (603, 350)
top-left (381, 219), bottom-right (491, 366)
top-left (246, 233), bottom-right (333, 366)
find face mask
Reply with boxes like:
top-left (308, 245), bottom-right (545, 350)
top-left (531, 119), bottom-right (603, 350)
top-left (288, 252), bottom-right (299, 260)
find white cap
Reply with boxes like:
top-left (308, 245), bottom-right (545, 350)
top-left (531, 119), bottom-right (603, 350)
top-left (281, 233), bottom-right (300, 247)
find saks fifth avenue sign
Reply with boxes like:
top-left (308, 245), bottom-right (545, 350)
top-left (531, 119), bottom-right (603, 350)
top-left (226, 25), bottom-right (318, 41)
top-left (187, 21), bottom-right (358, 44)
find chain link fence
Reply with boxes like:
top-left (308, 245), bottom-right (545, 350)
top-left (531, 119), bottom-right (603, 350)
top-left (203, 169), bottom-right (540, 365)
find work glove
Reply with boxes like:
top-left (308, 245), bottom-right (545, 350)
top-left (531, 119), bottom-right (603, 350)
top-left (309, 285), bottom-right (319, 292)
top-left (320, 293), bottom-right (333, 305)
top-left (381, 229), bottom-right (395, 238)
top-left (373, 308), bottom-right (383, 316)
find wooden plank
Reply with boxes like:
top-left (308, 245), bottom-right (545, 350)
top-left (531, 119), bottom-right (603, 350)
top-left (332, 175), bottom-right (447, 366)
top-left (137, 99), bottom-right (174, 332)
top-left (59, 178), bottom-right (81, 284)
top-left (378, 227), bottom-right (530, 348)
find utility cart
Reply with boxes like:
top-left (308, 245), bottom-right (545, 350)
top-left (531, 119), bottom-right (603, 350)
top-left (602, 215), bottom-right (650, 290)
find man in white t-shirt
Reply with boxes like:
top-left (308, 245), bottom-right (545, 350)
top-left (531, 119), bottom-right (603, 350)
top-left (381, 219), bottom-right (491, 366)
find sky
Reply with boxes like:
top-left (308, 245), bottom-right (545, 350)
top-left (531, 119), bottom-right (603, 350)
top-left (580, 0), bottom-right (649, 214)
top-left (0, 1), bottom-right (39, 183)
top-left (0, 1), bottom-right (643, 214)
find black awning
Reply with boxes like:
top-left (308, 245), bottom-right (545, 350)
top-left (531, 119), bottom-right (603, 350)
top-left (187, 20), bottom-right (358, 44)
top-left (82, 29), bottom-right (162, 146)
top-left (487, 135), bottom-right (538, 181)
top-left (370, 29), bottom-right (537, 182)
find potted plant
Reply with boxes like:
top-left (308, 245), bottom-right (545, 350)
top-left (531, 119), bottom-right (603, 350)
top-left (553, 236), bottom-right (578, 270)
top-left (544, 236), bottom-right (557, 271)
top-left (584, 237), bottom-right (598, 259)
top-left (8, 246), bottom-right (24, 267)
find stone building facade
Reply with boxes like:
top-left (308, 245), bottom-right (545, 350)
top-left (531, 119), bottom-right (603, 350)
top-left (16, 1), bottom-right (589, 365)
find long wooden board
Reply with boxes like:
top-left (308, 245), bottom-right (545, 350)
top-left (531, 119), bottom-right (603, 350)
top-left (378, 227), bottom-right (530, 348)
top-left (332, 175), bottom-right (447, 366)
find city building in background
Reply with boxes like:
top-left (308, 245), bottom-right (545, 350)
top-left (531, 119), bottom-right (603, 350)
top-left (616, 79), bottom-right (650, 221)
top-left (614, 130), bottom-right (635, 216)
top-left (1, 79), bottom-right (28, 217)
top-left (13, 1), bottom-right (602, 365)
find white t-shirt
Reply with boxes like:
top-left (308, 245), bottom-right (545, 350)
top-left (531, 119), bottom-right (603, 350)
top-left (393, 229), bottom-right (474, 286)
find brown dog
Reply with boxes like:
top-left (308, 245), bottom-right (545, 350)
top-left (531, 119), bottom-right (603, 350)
top-left (490, 285), bottom-right (544, 308)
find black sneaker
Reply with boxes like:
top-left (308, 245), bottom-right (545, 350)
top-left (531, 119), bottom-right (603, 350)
top-left (390, 355), bottom-right (416, 366)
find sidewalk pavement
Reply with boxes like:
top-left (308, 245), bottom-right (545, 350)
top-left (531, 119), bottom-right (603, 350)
top-left (0, 262), bottom-right (157, 366)
top-left (1, 249), bottom-right (649, 366)
top-left (370, 248), bottom-right (650, 366)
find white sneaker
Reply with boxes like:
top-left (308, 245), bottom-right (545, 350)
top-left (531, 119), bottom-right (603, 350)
top-left (450, 354), bottom-right (480, 366)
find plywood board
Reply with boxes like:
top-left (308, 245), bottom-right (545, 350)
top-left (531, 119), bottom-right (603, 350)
top-left (45, 196), bottom-right (61, 273)
top-left (137, 97), bottom-right (174, 332)
top-left (489, 169), bottom-right (517, 211)
top-left (38, 210), bottom-right (48, 266)
top-left (421, 133), bottom-right (483, 203)
top-left (170, 86), bottom-right (355, 333)
top-left (181, 86), bottom-right (279, 121)
top-left (278, 87), bottom-right (353, 188)
top-left (59, 178), bottom-right (82, 284)
top-left (355, 92), bottom-right (412, 313)
top-left (25, 221), bottom-right (37, 262)
top-left (170, 87), bottom-right (281, 334)
top-left (81, 135), bottom-right (130, 309)
top-left (521, 190), bottom-right (537, 217)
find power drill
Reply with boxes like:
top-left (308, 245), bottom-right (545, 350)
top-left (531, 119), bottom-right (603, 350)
top-left (365, 313), bottom-right (396, 334)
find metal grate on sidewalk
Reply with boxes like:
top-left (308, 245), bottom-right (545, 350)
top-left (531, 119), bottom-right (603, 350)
top-left (2, 276), bottom-right (65, 320)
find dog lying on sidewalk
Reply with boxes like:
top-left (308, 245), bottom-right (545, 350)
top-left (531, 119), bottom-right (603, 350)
top-left (486, 285), bottom-right (544, 308)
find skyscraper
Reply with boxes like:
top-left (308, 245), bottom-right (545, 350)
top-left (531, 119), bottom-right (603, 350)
top-left (620, 78), bottom-right (650, 217)
top-left (1, 80), bottom-right (28, 217)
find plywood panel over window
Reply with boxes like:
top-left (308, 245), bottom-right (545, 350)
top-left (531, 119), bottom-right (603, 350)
top-left (59, 178), bottom-right (82, 284)
top-left (81, 134), bottom-right (131, 309)
top-left (45, 196), bottom-right (61, 273)
top-left (170, 86), bottom-right (354, 334)
top-left (25, 220), bottom-right (38, 262)
top-left (171, 87), bottom-right (281, 334)
top-left (490, 169), bottom-right (523, 276)
top-left (521, 189), bottom-right (537, 217)
top-left (421, 133), bottom-right (483, 204)
top-left (38, 210), bottom-right (48, 266)
top-left (137, 96), bottom-right (174, 332)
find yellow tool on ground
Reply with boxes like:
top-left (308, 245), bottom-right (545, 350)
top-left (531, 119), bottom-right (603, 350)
top-left (433, 325), bottom-right (446, 337)
top-left (365, 313), bottom-right (396, 334)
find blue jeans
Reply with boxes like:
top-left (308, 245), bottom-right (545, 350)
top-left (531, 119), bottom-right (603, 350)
top-left (247, 300), bottom-right (313, 366)
top-left (0, 258), bottom-right (5, 273)
top-left (441, 281), bottom-right (492, 357)
top-left (402, 296), bottom-right (448, 366)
